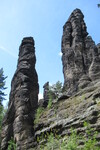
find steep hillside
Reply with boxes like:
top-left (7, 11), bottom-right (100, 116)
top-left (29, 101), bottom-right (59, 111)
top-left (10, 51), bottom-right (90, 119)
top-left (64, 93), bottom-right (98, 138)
top-left (34, 82), bottom-right (100, 149)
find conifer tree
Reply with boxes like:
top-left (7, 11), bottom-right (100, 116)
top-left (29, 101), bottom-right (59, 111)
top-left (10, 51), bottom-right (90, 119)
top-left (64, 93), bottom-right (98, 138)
top-left (0, 68), bottom-right (7, 145)
top-left (98, 4), bottom-right (100, 7)
top-left (0, 68), bottom-right (7, 105)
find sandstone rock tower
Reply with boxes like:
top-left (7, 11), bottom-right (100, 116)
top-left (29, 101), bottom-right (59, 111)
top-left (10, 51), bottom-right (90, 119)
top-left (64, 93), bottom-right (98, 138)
top-left (62, 9), bottom-right (100, 95)
top-left (1, 37), bottom-right (39, 150)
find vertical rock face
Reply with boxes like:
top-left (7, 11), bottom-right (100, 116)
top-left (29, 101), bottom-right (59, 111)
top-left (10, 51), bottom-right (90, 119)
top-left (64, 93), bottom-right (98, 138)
top-left (62, 9), bottom-right (100, 95)
top-left (43, 82), bottom-right (49, 107)
top-left (1, 37), bottom-right (39, 150)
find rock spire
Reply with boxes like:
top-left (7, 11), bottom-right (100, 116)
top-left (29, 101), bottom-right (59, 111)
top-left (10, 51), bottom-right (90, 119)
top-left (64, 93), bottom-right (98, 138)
top-left (1, 37), bottom-right (39, 150)
top-left (61, 8), bottom-right (100, 95)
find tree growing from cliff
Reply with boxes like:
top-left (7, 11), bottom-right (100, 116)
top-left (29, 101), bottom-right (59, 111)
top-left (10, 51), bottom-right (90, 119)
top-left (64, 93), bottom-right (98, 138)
top-left (49, 81), bottom-right (63, 99)
top-left (47, 81), bottom-right (63, 108)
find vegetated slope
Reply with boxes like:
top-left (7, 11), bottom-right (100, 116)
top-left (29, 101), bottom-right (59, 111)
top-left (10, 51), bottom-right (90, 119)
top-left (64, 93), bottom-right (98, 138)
top-left (34, 81), bottom-right (100, 149)
top-left (33, 9), bottom-right (100, 149)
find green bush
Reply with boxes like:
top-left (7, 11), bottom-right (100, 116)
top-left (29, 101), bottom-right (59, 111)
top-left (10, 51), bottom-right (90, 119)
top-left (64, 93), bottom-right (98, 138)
top-left (47, 81), bottom-right (63, 109)
top-left (65, 130), bottom-right (79, 150)
top-left (47, 94), bottom-right (53, 109)
top-left (49, 81), bottom-right (63, 100)
top-left (83, 122), bottom-right (99, 150)
top-left (39, 130), bottom-right (78, 150)
top-left (38, 123), bottom-right (99, 150)
top-left (8, 137), bottom-right (16, 150)
top-left (40, 133), bottom-right (60, 150)
top-left (34, 107), bottom-right (44, 125)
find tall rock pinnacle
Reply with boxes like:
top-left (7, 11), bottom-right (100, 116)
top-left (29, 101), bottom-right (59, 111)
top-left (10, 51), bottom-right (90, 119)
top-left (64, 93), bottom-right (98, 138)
top-left (1, 37), bottom-right (39, 150)
top-left (62, 9), bottom-right (100, 95)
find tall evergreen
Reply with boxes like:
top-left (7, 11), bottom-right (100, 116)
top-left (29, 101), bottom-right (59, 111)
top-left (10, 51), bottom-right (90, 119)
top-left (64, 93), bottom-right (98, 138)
top-left (0, 68), bottom-right (7, 105)
top-left (98, 4), bottom-right (100, 7)
top-left (0, 68), bottom-right (7, 146)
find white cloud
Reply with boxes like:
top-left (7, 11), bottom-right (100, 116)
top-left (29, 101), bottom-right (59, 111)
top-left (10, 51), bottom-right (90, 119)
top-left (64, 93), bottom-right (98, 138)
top-left (58, 52), bottom-right (62, 57)
top-left (38, 93), bottom-right (43, 100)
top-left (0, 45), bottom-right (17, 58)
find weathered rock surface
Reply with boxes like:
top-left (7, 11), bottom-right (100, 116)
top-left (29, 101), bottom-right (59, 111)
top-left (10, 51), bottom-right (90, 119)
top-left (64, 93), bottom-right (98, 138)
top-left (1, 37), bottom-right (39, 150)
top-left (33, 80), bottom-right (100, 149)
top-left (33, 9), bottom-right (100, 149)
top-left (1, 8), bottom-right (100, 150)
top-left (61, 9), bottom-right (100, 95)
top-left (43, 82), bottom-right (49, 107)
top-left (38, 82), bottom-right (49, 108)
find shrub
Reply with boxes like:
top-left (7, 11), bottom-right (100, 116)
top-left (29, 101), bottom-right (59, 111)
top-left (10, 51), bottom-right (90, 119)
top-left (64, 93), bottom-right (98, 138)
top-left (40, 133), bottom-right (60, 150)
top-left (49, 81), bottom-right (63, 100)
top-left (83, 122), bottom-right (99, 150)
top-left (34, 107), bottom-right (44, 124)
top-left (38, 123), bottom-right (99, 150)
top-left (8, 137), bottom-right (16, 150)
top-left (47, 94), bottom-right (53, 109)
top-left (39, 130), bottom-right (78, 150)
top-left (65, 130), bottom-right (79, 150)
top-left (47, 81), bottom-right (63, 109)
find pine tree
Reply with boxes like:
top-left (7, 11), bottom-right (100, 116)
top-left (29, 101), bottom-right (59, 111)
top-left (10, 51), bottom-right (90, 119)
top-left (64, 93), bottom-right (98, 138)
top-left (0, 68), bottom-right (7, 146)
top-left (49, 81), bottom-right (63, 99)
top-left (98, 4), bottom-right (100, 7)
top-left (0, 68), bottom-right (7, 105)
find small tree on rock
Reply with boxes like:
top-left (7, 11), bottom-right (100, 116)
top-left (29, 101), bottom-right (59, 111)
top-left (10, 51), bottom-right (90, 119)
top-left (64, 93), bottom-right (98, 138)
top-left (49, 81), bottom-right (63, 99)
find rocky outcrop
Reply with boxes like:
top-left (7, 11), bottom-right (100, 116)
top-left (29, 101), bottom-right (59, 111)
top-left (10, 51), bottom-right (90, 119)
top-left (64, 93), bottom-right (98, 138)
top-left (38, 82), bottom-right (49, 108)
top-left (32, 9), bottom-right (100, 149)
top-left (1, 37), bottom-right (39, 150)
top-left (43, 82), bottom-right (49, 107)
top-left (1, 8), bottom-right (100, 150)
top-left (34, 82), bottom-right (100, 149)
top-left (62, 9), bottom-right (100, 95)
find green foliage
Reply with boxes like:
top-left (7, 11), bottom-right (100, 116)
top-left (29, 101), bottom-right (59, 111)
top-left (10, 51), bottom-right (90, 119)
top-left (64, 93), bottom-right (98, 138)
top-left (47, 81), bottom-right (63, 109)
top-left (34, 107), bottom-right (44, 124)
top-left (66, 130), bottom-right (79, 150)
top-left (39, 130), bottom-right (78, 150)
top-left (83, 121), bottom-right (99, 150)
top-left (0, 106), bottom-right (6, 132)
top-left (84, 138), bottom-right (99, 150)
top-left (47, 94), bottom-right (53, 109)
top-left (0, 68), bottom-right (7, 104)
top-left (0, 105), bottom-right (7, 148)
top-left (0, 106), bottom-right (4, 147)
top-left (49, 81), bottom-right (63, 99)
top-left (8, 137), bottom-right (16, 150)
top-left (97, 4), bottom-right (100, 7)
top-left (40, 132), bottom-right (60, 150)
top-left (38, 123), bottom-right (99, 150)
top-left (0, 68), bottom-right (7, 147)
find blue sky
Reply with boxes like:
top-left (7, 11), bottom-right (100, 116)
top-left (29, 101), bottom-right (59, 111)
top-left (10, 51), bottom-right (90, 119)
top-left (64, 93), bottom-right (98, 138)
top-left (0, 0), bottom-right (100, 106)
